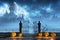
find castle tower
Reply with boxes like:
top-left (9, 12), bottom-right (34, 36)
top-left (33, 21), bottom-right (38, 34)
top-left (9, 3), bottom-right (14, 14)
top-left (22, 21), bottom-right (29, 34)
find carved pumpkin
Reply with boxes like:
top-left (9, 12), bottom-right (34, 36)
top-left (50, 32), bottom-right (56, 37)
top-left (18, 33), bottom-right (22, 37)
top-left (44, 32), bottom-right (49, 37)
top-left (11, 32), bottom-right (16, 37)
top-left (38, 33), bottom-right (42, 37)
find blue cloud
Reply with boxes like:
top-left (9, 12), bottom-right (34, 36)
top-left (0, 1), bottom-right (60, 33)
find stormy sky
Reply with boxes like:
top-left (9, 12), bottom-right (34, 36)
top-left (0, 0), bottom-right (60, 33)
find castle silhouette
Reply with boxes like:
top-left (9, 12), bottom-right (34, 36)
top-left (19, 21), bottom-right (41, 34)
top-left (9, 2), bottom-right (41, 34)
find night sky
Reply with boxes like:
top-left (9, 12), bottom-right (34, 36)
top-left (0, 0), bottom-right (60, 33)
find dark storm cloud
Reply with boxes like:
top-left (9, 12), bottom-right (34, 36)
top-left (0, 0), bottom-right (60, 22)
top-left (0, 0), bottom-right (58, 4)
top-left (0, 0), bottom-right (60, 32)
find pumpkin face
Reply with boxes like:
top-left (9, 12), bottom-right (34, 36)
top-left (38, 33), bottom-right (42, 37)
top-left (50, 33), bottom-right (56, 37)
top-left (11, 32), bottom-right (16, 37)
top-left (44, 32), bottom-right (49, 37)
top-left (18, 33), bottom-right (22, 37)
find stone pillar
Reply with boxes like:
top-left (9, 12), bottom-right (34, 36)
top-left (38, 21), bottom-right (41, 33)
top-left (19, 21), bottom-right (22, 33)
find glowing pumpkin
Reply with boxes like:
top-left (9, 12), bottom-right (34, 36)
top-left (38, 33), bottom-right (42, 37)
top-left (50, 32), bottom-right (56, 37)
top-left (18, 33), bottom-right (22, 37)
top-left (44, 32), bottom-right (49, 37)
top-left (11, 32), bottom-right (16, 37)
